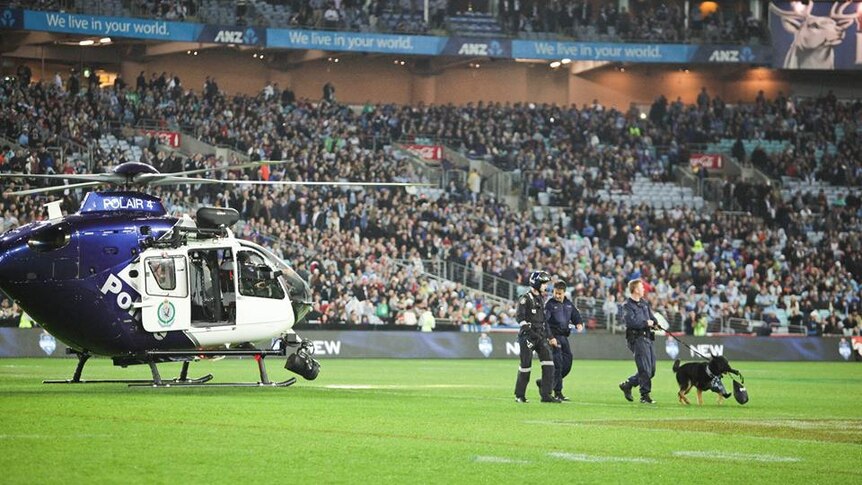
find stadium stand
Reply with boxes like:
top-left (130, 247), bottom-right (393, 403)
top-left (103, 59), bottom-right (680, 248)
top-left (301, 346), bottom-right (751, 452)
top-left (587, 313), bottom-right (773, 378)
top-left (0, 71), bottom-right (860, 336)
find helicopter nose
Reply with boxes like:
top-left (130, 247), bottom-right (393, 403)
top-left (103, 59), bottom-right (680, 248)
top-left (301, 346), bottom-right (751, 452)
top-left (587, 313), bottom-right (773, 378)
top-left (0, 231), bottom-right (31, 283)
top-left (0, 240), bottom-right (16, 283)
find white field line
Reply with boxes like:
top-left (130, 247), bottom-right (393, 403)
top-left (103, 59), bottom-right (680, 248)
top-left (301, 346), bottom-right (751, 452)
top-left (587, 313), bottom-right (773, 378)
top-left (527, 418), bottom-right (861, 429)
top-left (524, 419), bottom-right (862, 447)
top-left (473, 456), bottom-right (530, 464)
top-left (673, 451), bottom-right (801, 463)
top-left (0, 433), bottom-right (112, 439)
top-left (549, 452), bottom-right (658, 463)
top-left (741, 420), bottom-right (862, 430)
top-left (323, 384), bottom-right (480, 390)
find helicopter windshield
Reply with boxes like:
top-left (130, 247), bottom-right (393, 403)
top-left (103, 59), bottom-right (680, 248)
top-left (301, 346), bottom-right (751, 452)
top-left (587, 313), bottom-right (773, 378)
top-left (237, 241), bottom-right (312, 305)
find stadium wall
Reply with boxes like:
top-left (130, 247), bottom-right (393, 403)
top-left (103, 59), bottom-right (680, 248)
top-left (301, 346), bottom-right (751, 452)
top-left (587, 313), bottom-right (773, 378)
top-left (3, 329), bottom-right (858, 362)
top-left (119, 53), bottom-right (781, 107)
top-left (116, 55), bottom-right (803, 107)
top-left (10, 51), bottom-right (862, 107)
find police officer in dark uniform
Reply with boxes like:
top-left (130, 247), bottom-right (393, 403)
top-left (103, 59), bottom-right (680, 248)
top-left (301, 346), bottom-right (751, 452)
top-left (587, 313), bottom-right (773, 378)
top-left (514, 271), bottom-right (560, 403)
top-left (619, 279), bottom-right (658, 404)
top-left (544, 281), bottom-right (583, 401)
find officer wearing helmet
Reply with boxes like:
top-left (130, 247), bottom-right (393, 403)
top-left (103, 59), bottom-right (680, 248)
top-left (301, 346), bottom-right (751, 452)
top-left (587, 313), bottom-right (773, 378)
top-left (514, 270), bottom-right (560, 403)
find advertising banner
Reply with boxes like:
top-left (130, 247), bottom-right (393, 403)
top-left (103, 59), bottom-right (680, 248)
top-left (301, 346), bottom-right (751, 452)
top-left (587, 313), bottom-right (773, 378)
top-left (512, 40), bottom-right (696, 62)
top-left (267, 28), bottom-right (445, 55)
top-left (142, 129), bottom-right (181, 148)
top-left (22, 9), bottom-right (202, 41)
top-left (769, 1), bottom-right (862, 70)
top-left (2, 8), bottom-right (774, 65)
top-left (689, 153), bottom-right (722, 170)
top-left (403, 144), bottom-right (443, 162)
top-left (513, 40), bottom-right (771, 64)
top-left (2, 329), bottom-right (856, 362)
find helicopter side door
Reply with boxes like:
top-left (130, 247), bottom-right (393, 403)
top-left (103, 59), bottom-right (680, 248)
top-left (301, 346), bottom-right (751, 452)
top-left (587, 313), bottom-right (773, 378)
top-left (141, 253), bottom-right (191, 333)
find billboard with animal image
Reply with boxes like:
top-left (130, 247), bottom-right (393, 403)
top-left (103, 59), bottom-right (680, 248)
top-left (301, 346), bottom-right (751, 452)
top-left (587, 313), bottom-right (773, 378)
top-left (769, 1), bottom-right (862, 69)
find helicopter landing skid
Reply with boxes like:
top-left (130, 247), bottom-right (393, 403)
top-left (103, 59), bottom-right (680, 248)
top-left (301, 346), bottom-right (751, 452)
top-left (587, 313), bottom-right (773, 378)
top-left (129, 377), bottom-right (297, 388)
top-left (43, 353), bottom-right (214, 385)
top-left (129, 348), bottom-right (292, 388)
top-left (44, 376), bottom-right (215, 385)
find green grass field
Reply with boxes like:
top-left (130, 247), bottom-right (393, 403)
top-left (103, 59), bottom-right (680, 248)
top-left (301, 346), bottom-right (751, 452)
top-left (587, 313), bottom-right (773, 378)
top-left (0, 358), bottom-right (859, 484)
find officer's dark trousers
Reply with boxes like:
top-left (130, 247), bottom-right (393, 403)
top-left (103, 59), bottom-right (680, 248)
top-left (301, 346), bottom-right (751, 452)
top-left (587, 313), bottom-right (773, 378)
top-left (514, 334), bottom-right (555, 399)
top-left (625, 336), bottom-right (655, 396)
top-left (552, 336), bottom-right (572, 394)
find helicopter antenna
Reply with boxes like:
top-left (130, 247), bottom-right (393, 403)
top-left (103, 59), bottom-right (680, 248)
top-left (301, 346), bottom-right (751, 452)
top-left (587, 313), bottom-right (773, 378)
top-left (44, 201), bottom-right (63, 220)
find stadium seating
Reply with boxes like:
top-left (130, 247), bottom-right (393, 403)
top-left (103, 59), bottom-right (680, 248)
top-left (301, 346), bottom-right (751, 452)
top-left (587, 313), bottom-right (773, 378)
top-left (0, 75), bottom-right (858, 336)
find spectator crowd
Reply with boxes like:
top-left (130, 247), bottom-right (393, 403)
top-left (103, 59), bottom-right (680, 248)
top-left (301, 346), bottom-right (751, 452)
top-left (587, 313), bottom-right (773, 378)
top-left (1, 66), bottom-right (860, 337)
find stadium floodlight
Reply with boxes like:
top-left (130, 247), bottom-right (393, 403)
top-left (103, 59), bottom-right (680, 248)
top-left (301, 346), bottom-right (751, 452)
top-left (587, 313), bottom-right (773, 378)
top-left (561, 58), bottom-right (572, 65)
top-left (549, 61), bottom-right (561, 69)
top-left (79, 39), bottom-right (95, 46)
top-left (100, 37), bottom-right (112, 44)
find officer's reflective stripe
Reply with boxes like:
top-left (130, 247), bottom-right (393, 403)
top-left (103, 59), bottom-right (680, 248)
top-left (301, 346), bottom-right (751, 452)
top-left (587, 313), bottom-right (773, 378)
top-left (540, 361), bottom-right (555, 366)
top-left (519, 321), bottom-right (530, 327)
top-left (518, 367), bottom-right (531, 372)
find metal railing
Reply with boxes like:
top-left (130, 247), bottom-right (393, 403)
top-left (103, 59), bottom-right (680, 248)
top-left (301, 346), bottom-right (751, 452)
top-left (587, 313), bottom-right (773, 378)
top-left (416, 258), bottom-right (811, 336)
top-left (417, 259), bottom-right (518, 303)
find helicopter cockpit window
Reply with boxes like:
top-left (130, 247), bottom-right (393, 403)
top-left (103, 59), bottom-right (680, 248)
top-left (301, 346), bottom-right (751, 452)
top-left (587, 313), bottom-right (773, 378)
top-left (237, 251), bottom-right (285, 300)
top-left (147, 259), bottom-right (176, 291)
top-left (27, 223), bottom-right (71, 252)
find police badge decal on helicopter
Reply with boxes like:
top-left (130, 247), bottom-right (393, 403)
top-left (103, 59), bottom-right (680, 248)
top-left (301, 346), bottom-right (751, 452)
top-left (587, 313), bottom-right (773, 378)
top-left (157, 300), bottom-right (176, 328)
top-left (478, 333), bottom-right (493, 358)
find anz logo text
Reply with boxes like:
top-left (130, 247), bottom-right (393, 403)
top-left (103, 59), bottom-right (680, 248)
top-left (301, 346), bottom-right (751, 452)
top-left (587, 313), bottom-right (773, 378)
top-left (458, 41), bottom-right (504, 57)
top-left (708, 47), bottom-right (754, 63)
top-left (213, 28), bottom-right (259, 45)
top-left (458, 43), bottom-right (488, 56)
top-left (214, 30), bottom-right (245, 43)
top-left (213, 27), bottom-right (260, 45)
top-left (709, 50), bottom-right (740, 62)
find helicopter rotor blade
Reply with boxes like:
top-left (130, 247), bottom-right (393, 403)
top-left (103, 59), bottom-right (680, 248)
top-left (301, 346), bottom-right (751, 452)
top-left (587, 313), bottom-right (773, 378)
top-left (157, 160), bottom-right (292, 178)
top-left (0, 172), bottom-right (120, 183)
top-left (147, 176), bottom-right (434, 189)
top-left (3, 181), bottom-right (105, 197)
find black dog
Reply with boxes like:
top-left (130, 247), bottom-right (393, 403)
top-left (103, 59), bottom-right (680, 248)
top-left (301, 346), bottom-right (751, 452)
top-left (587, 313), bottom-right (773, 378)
top-left (673, 356), bottom-right (740, 405)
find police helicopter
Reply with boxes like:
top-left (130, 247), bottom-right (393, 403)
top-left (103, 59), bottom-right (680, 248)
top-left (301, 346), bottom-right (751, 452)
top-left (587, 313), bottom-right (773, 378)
top-left (0, 161), bottom-right (424, 387)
